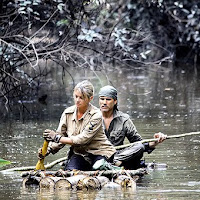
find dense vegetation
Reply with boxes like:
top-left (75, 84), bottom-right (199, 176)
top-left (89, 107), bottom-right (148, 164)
top-left (1, 0), bottom-right (200, 111)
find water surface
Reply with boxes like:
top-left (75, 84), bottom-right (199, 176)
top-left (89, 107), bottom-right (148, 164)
top-left (0, 66), bottom-right (200, 199)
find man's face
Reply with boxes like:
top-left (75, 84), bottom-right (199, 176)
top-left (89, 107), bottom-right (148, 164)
top-left (99, 96), bottom-right (117, 112)
top-left (73, 89), bottom-right (91, 109)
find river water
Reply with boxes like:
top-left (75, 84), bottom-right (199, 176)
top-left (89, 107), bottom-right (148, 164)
top-left (0, 66), bottom-right (200, 199)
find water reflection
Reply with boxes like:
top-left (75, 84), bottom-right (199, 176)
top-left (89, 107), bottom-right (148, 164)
top-left (0, 66), bottom-right (200, 199)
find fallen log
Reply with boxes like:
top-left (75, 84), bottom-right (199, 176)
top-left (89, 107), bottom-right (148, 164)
top-left (40, 177), bottom-right (64, 190)
top-left (96, 176), bottom-right (110, 187)
top-left (77, 176), bottom-right (101, 190)
top-left (56, 175), bottom-right (87, 190)
top-left (39, 175), bottom-right (87, 190)
top-left (23, 176), bottom-right (41, 187)
top-left (76, 176), bottom-right (109, 190)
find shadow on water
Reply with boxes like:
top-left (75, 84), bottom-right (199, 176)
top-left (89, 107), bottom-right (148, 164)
top-left (0, 66), bottom-right (200, 199)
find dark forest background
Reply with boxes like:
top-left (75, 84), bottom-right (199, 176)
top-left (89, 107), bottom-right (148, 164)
top-left (1, 0), bottom-right (200, 113)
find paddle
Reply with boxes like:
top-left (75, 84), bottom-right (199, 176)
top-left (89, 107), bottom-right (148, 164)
top-left (35, 139), bottom-right (49, 170)
top-left (115, 131), bottom-right (200, 150)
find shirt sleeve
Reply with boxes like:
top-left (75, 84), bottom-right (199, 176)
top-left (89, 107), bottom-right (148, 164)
top-left (70, 113), bottom-right (102, 145)
top-left (124, 118), bottom-right (143, 143)
top-left (143, 142), bottom-right (155, 154)
top-left (48, 111), bottom-right (68, 154)
top-left (56, 111), bottom-right (68, 136)
top-left (125, 118), bottom-right (155, 154)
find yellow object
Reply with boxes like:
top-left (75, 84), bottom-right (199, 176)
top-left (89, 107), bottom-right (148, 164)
top-left (35, 140), bottom-right (49, 170)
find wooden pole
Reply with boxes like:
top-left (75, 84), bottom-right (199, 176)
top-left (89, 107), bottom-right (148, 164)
top-left (115, 131), bottom-right (200, 150)
top-left (2, 131), bottom-right (200, 172)
top-left (1, 156), bottom-right (68, 172)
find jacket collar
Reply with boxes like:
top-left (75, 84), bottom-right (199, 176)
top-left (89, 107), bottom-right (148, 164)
top-left (113, 109), bottom-right (121, 119)
top-left (72, 103), bottom-right (93, 121)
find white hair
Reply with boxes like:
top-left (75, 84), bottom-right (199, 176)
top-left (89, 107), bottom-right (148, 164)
top-left (74, 80), bottom-right (94, 99)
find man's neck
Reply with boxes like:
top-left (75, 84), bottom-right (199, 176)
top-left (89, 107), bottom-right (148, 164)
top-left (77, 105), bottom-right (89, 120)
top-left (102, 109), bottom-right (114, 119)
top-left (102, 110), bottom-right (114, 131)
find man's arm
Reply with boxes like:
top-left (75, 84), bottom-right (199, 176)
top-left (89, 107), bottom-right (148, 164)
top-left (44, 113), bottom-right (103, 146)
top-left (45, 110), bottom-right (68, 154)
top-left (125, 118), bottom-right (142, 143)
top-left (125, 119), bottom-right (166, 153)
top-left (149, 132), bottom-right (167, 148)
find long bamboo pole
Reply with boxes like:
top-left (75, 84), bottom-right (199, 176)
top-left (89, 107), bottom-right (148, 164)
top-left (1, 131), bottom-right (200, 172)
top-left (115, 131), bottom-right (200, 150)
top-left (1, 156), bottom-right (68, 172)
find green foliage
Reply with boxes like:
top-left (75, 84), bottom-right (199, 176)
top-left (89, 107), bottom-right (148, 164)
top-left (126, 0), bottom-right (200, 61)
top-left (0, 0), bottom-right (200, 112)
top-left (78, 28), bottom-right (102, 42)
top-left (56, 19), bottom-right (69, 26)
top-left (0, 159), bottom-right (11, 168)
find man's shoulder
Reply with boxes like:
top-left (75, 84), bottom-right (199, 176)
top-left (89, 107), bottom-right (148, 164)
top-left (115, 110), bottom-right (130, 120)
top-left (89, 104), bottom-right (102, 118)
top-left (63, 105), bottom-right (76, 114)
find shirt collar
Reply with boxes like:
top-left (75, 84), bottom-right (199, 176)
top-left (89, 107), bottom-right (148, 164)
top-left (113, 109), bottom-right (121, 119)
top-left (72, 103), bottom-right (92, 121)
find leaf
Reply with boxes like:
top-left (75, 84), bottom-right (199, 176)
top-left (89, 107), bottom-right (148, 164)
top-left (140, 52), bottom-right (147, 59)
top-left (56, 19), bottom-right (69, 26)
top-left (77, 34), bottom-right (86, 40)
top-left (27, 7), bottom-right (33, 13)
top-left (85, 35), bottom-right (93, 42)
top-left (26, 1), bottom-right (32, 5)
top-left (82, 28), bottom-right (88, 34)
top-left (144, 50), bottom-right (151, 55)
top-left (0, 159), bottom-right (11, 168)
top-left (18, 7), bottom-right (25, 11)
top-left (57, 3), bottom-right (65, 13)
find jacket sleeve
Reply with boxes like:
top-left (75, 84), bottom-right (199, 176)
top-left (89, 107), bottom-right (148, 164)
top-left (48, 111), bottom-right (68, 154)
top-left (125, 118), bottom-right (155, 154)
top-left (124, 118), bottom-right (142, 143)
top-left (70, 113), bottom-right (102, 145)
top-left (143, 142), bottom-right (155, 154)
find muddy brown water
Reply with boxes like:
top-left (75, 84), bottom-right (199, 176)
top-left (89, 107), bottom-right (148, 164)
top-left (0, 66), bottom-right (200, 199)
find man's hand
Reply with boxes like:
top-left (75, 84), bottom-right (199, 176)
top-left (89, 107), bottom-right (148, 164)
top-left (43, 129), bottom-right (62, 143)
top-left (37, 146), bottom-right (52, 160)
top-left (149, 132), bottom-right (167, 148)
top-left (154, 132), bottom-right (167, 143)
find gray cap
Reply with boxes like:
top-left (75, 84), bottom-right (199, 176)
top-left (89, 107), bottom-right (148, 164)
top-left (99, 85), bottom-right (118, 100)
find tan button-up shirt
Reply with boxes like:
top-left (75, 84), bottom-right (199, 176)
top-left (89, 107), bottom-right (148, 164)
top-left (49, 104), bottom-right (116, 159)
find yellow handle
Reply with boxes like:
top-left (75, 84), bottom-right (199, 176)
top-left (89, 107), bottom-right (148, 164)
top-left (35, 140), bottom-right (49, 170)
